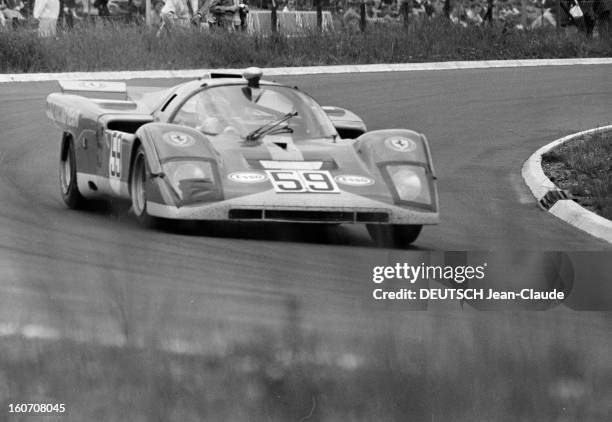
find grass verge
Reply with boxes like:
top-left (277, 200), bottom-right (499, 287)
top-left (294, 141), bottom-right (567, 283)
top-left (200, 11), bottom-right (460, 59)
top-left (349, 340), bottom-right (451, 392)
top-left (542, 130), bottom-right (612, 220)
top-left (2, 313), bottom-right (612, 421)
top-left (3, 266), bottom-right (612, 420)
top-left (1, 19), bottom-right (611, 73)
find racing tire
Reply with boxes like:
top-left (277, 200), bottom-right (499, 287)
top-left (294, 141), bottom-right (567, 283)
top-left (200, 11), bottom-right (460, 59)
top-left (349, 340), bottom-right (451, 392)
top-left (130, 145), bottom-right (158, 228)
top-left (367, 224), bottom-right (422, 248)
top-left (60, 138), bottom-right (87, 209)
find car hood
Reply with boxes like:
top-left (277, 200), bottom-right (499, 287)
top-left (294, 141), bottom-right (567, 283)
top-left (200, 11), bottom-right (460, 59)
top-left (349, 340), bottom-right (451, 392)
top-left (209, 133), bottom-right (393, 203)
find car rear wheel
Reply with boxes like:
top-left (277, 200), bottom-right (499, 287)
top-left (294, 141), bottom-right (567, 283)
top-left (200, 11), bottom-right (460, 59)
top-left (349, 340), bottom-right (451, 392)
top-left (130, 145), bottom-right (157, 228)
top-left (60, 139), bottom-right (87, 209)
top-left (367, 224), bottom-right (422, 248)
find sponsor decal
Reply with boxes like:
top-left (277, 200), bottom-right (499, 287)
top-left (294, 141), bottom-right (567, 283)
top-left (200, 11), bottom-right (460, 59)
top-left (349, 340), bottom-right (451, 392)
top-left (385, 136), bottom-right (417, 152)
top-left (164, 132), bottom-right (195, 147)
top-left (107, 131), bottom-right (123, 194)
top-left (47, 102), bottom-right (79, 128)
top-left (228, 172), bottom-right (268, 183)
top-left (335, 174), bottom-right (375, 186)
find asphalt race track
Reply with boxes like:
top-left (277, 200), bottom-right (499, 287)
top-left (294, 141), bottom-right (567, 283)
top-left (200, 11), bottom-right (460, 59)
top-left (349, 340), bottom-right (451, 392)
top-left (1, 65), bottom-right (611, 349)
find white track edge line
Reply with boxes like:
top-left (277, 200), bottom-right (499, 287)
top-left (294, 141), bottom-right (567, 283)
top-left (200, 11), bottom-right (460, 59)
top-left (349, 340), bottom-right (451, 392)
top-left (2, 58), bottom-right (612, 83)
top-left (521, 125), bottom-right (612, 244)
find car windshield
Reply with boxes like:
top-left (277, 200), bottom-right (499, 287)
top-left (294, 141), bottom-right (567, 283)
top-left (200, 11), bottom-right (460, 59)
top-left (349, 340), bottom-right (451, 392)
top-left (172, 84), bottom-right (337, 141)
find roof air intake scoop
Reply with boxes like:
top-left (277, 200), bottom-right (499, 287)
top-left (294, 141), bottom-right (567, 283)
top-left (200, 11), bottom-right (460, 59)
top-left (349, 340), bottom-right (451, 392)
top-left (243, 67), bottom-right (263, 88)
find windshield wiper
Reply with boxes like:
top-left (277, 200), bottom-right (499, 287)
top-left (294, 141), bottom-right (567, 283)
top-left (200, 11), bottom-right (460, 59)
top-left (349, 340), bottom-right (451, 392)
top-left (245, 111), bottom-right (298, 142)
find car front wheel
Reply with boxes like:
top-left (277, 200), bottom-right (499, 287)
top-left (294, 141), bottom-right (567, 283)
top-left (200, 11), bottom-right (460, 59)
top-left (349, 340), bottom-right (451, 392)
top-left (367, 224), bottom-right (422, 248)
top-left (130, 145), bottom-right (157, 228)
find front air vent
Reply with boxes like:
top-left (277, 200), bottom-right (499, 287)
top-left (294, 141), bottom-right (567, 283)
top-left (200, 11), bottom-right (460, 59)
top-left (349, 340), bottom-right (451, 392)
top-left (336, 128), bottom-right (366, 140)
top-left (228, 209), bottom-right (389, 223)
top-left (246, 159), bottom-right (338, 170)
top-left (265, 210), bottom-right (353, 222)
top-left (356, 212), bottom-right (389, 222)
top-left (229, 209), bottom-right (263, 219)
top-left (210, 73), bottom-right (242, 79)
top-left (107, 120), bottom-right (151, 134)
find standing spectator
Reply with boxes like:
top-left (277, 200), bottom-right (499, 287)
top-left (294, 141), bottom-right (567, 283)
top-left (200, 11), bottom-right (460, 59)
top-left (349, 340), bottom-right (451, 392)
top-left (161, 0), bottom-right (200, 26)
top-left (128, 0), bottom-right (146, 22)
top-left (237, 0), bottom-right (247, 30)
top-left (231, 0), bottom-right (246, 30)
top-left (33, 0), bottom-right (59, 35)
top-left (207, 0), bottom-right (238, 28)
top-left (150, 0), bottom-right (164, 26)
top-left (342, 1), bottom-right (361, 32)
top-left (364, 0), bottom-right (379, 18)
top-left (61, 0), bottom-right (79, 28)
top-left (465, 1), bottom-right (483, 24)
top-left (530, 0), bottom-right (556, 28)
top-left (93, 0), bottom-right (109, 17)
top-left (578, 0), bottom-right (612, 38)
top-left (3, 0), bottom-right (26, 28)
top-left (450, 3), bottom-right (468, 25)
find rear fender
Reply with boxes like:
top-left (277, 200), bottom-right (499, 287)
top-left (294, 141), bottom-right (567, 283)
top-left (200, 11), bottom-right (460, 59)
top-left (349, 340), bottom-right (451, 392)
top-left (48, 93), bottom-right (101, 178)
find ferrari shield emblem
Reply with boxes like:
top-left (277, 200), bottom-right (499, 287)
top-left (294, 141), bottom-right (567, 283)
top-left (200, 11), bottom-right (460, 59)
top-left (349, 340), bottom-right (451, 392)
top-left (164, 132), bottom-right (195, 147)
top-left (386, 137), bottom-right (417, 152)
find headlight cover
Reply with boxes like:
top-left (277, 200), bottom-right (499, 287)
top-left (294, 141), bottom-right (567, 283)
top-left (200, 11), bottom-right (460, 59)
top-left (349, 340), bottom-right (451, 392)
top-left (386, 164), bottom-right (432, 207)
top-left (163, 160), bottom-right (219, 204)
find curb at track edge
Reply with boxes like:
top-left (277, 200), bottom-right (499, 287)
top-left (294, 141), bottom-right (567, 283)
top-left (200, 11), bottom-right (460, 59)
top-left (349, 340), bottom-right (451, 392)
top-left (1, 58), bottom-right (612, 83)
top-left (521, 125), bottom-right (612, 244)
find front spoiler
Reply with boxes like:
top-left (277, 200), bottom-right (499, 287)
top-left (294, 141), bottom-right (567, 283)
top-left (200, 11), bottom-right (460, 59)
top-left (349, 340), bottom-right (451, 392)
top-left (147, 190), bottom-right (439, 225)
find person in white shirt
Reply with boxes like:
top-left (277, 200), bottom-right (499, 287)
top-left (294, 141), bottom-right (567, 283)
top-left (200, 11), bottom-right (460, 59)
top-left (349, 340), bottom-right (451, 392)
top-left (161, 0), bottom-right (199, 25)
top-left (33, 0), bottom-right (60, 36)
top-left (466, 2), bottom-right (483, 25)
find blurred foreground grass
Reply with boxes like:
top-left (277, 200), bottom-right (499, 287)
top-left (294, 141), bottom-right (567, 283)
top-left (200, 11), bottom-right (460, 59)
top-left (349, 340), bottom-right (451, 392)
top-left (2, 309), bottom-right (612, 421)
top-left (543, 130), bottom-right (612, 220)
top-left (1, 19), bottom-right (611, 73)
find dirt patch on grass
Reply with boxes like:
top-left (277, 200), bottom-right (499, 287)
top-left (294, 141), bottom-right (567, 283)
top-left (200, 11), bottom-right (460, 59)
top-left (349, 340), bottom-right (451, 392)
top-left (542, 130), bottom-right (612, 220)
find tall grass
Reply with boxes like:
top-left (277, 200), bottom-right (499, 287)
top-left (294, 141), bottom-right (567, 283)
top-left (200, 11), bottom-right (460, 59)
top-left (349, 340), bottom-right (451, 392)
top-left (2, 284), bottom-right (612, 421)
top-left (2, 314), bottom-right (612, 420)
top-left (1, 18), bottom-right (610, 73)
top-left (543, 131), bottom-right (612, 220)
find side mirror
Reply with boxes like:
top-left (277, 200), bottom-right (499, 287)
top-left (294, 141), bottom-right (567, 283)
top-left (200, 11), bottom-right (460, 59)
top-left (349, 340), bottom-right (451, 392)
top-left (322, 106), bottom-right (367, 139)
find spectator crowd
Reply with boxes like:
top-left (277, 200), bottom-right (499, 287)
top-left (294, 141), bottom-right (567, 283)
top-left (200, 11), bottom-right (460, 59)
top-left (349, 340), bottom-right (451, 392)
top-left (0, 0), bottom-right (609, 38)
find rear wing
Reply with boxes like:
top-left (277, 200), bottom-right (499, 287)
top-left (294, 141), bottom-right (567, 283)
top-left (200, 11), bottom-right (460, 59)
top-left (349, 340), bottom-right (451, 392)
top-left (58, 80), bottom-right (128, 99)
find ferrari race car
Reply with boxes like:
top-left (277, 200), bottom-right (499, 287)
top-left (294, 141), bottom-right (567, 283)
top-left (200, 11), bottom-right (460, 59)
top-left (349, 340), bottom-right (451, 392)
top-left (47, 68), bottom-right (439, 246)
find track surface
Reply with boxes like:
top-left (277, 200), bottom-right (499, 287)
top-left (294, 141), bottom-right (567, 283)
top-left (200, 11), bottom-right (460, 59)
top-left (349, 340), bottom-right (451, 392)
top-left (1, 65), bottom-right (611, 346)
